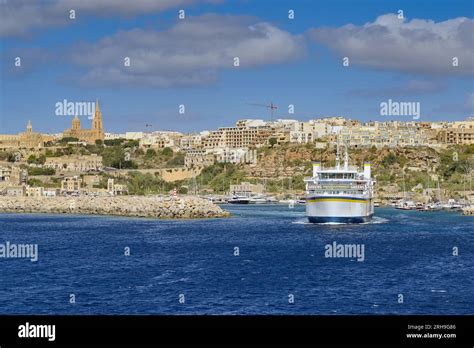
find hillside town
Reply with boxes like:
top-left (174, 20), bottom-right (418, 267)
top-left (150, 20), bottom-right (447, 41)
top-left (0, 101), bottom-right (473, 213)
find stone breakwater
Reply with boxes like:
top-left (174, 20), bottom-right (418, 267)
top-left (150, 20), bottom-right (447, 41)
top-left (0, 196), bottom-right (230, 219)
top-left (462, 206), bottom-right (474, 216)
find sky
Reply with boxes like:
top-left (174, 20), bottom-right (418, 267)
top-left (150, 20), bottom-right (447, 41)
top-left (0, 0), bottom-right (473, 134)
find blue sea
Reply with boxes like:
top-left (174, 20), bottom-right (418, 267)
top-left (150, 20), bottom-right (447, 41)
top-left (0, 206), bottom-right (472, 315)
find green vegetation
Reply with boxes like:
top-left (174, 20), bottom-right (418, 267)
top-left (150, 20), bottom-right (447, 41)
top-left (27, 167), bottom-right (55, 176)
top-left (27, 154), bottom-right (46, 165)
top-left (195, 163), bottom-right (245, 193)
top-left (27, 178), bottom-right (44, 187)
top-left (59, 137), bottom-right (79, 144)
top-left (104, 138), bottom-right (127, 146)
top-left (166, 152), bottom-right (185, 166)
top-left (126, 171), bottom-right (183, 195)
top-left (162, 147), bottom-right (173, 157)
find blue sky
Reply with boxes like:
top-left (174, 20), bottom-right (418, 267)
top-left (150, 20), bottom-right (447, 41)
top-left (0, 0), bottom-right (473, 134)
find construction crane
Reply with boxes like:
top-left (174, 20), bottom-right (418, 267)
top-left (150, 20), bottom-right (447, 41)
top-left (247, 102), bottom-right (278, 121)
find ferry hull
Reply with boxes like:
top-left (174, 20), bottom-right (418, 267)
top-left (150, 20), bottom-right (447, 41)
top-left (307, 215), bottom-right (373, 224)
top-left (306, 197), bottom-right (374, 224)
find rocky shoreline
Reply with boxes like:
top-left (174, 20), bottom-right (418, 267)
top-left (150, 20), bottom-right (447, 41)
top-left (0, 196), bottom-right (230, 219)
top-left (462, 206), bottom-right (474, 216)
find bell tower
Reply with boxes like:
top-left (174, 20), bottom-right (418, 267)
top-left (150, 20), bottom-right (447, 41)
top-left (72, 115), bottom-right (81, 130)
top-left (92, 99), bottom-right (103, 132)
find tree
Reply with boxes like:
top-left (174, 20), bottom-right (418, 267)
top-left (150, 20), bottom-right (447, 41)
top-left (37, 154), bottom-right (46, 165)
top-left (269, 137), bottom-right (278, 147)
top-left (145, 149), bottom-right (157, 159)
top-left (166, 152), bottom-right (185, 166)
top-left (7, 153), bottom-right (18, 162)
top-left (27, 154), bottom-right (37, 164)
top-left (59, 137), bottom-right (79, 144)
top-left (162, 147), bottom-right (173, 157)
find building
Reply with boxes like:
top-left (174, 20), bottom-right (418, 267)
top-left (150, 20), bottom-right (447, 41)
top-left (184, 150), bottom-right (215, 168)
top-left (62, 99), bottom-right (104, 144)
top-left (1, 166), bottom-right (28, 186)
top-left (124, 132), bottom-right (144, 140)
top-left (5, 186), bottom-right (25, 196)
top-left (139, 131), bottom-right (183, 150)
top-left (107, 178), bottom-right (128, 195)
top-left (180, 132), bottom-right (208, 150)
top-left (436, 121), bottom-right (474, 144)
top-left (0, 121), bottom-right (46, 149)
top-left (328, 121), bottom-right (432, 148)
top-left (44, 154), bottom-right (103, 172)
top-left (43, 188), bottom-right (58, 197)
top-left (26, 186), bottom-right (44, 197)
top-left (214, 147), bottom-right (248, 164)
top-left (203, 120), bottom-right (276, 149)
top-left (0, 166), bottom-right (12, 183)
top-left (61, 176), bottom-right (82, 194)
top-left (229, 181), bottom-right (264, 196)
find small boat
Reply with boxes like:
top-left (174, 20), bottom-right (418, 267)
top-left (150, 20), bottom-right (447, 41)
top-left (249, 196), bottom-right (267, 204)
top-left (425, 202), bottom-right (443, 211)
top-left (228, 196), bottom-right (251, 204)
top-left (415, 202), bottom-right (425, 210)
top-left (395, 200), bottom-right (416, 210)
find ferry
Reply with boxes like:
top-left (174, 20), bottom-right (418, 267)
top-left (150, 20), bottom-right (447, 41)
top-left (304, 147), bottom-right (375, 223)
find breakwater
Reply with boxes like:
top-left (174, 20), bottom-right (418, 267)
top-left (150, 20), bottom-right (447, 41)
top-left (0, 196), bottom-right (230, 219)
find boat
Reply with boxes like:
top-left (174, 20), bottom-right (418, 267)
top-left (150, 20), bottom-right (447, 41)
top-left (227, 195), bottom-right (251, 204)
top-left (304, 146), bottom-right (374, 223)
top-left (249, 196), bottom-right (268, 204)
top-left (420, 202), bottom-right (443, 212)
top-left (395, 200), bottom-right (416, 210)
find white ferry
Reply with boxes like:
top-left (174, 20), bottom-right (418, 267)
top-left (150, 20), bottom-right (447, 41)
top-left (304, 147), bottom-right (375, 223)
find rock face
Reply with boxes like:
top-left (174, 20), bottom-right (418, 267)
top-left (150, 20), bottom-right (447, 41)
top-left (0, 196), bottom-right (230, 219)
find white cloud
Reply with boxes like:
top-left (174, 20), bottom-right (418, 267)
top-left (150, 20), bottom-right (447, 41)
top-left (308, 14), bottom-right (474, 75)
top-left (0, 0), bottom-right (221, 37)
top-left (67, 14), bottom-right (306, 87)
top-left (347, 79), bottom-right (447, 98)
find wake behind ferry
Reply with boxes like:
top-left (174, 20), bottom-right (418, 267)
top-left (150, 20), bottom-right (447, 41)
top-left (304, 147), bottom-right (374, 223)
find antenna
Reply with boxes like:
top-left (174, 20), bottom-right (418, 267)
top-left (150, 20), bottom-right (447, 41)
top-left (247, 102), bottom-right (278, 121)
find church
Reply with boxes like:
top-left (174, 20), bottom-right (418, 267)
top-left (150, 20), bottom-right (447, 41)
top-left (0, 120), bottom-right (46, 149)
top-left (62, 99), bottom-right (105, 144)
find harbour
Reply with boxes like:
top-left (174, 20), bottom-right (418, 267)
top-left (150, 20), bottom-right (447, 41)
top-left (0, 205), bottom-right (471, 314)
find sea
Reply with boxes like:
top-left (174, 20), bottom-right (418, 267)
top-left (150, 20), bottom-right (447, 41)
top-left (0, 205), bottom-right (472, 315)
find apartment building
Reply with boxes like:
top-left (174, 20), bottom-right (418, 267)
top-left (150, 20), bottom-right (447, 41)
top-left (229, 181), bottom-right (265, 196)
top-left (45, 154), bottom-right (103, 172)
top-left (437, 128), bottom-right (474, 145)
top-left (184, 150), bottom-right (215, 168)
top-left (61, 176), bottom-right (82, 194)
top-left (203, 120), bottom-right (276, 149)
